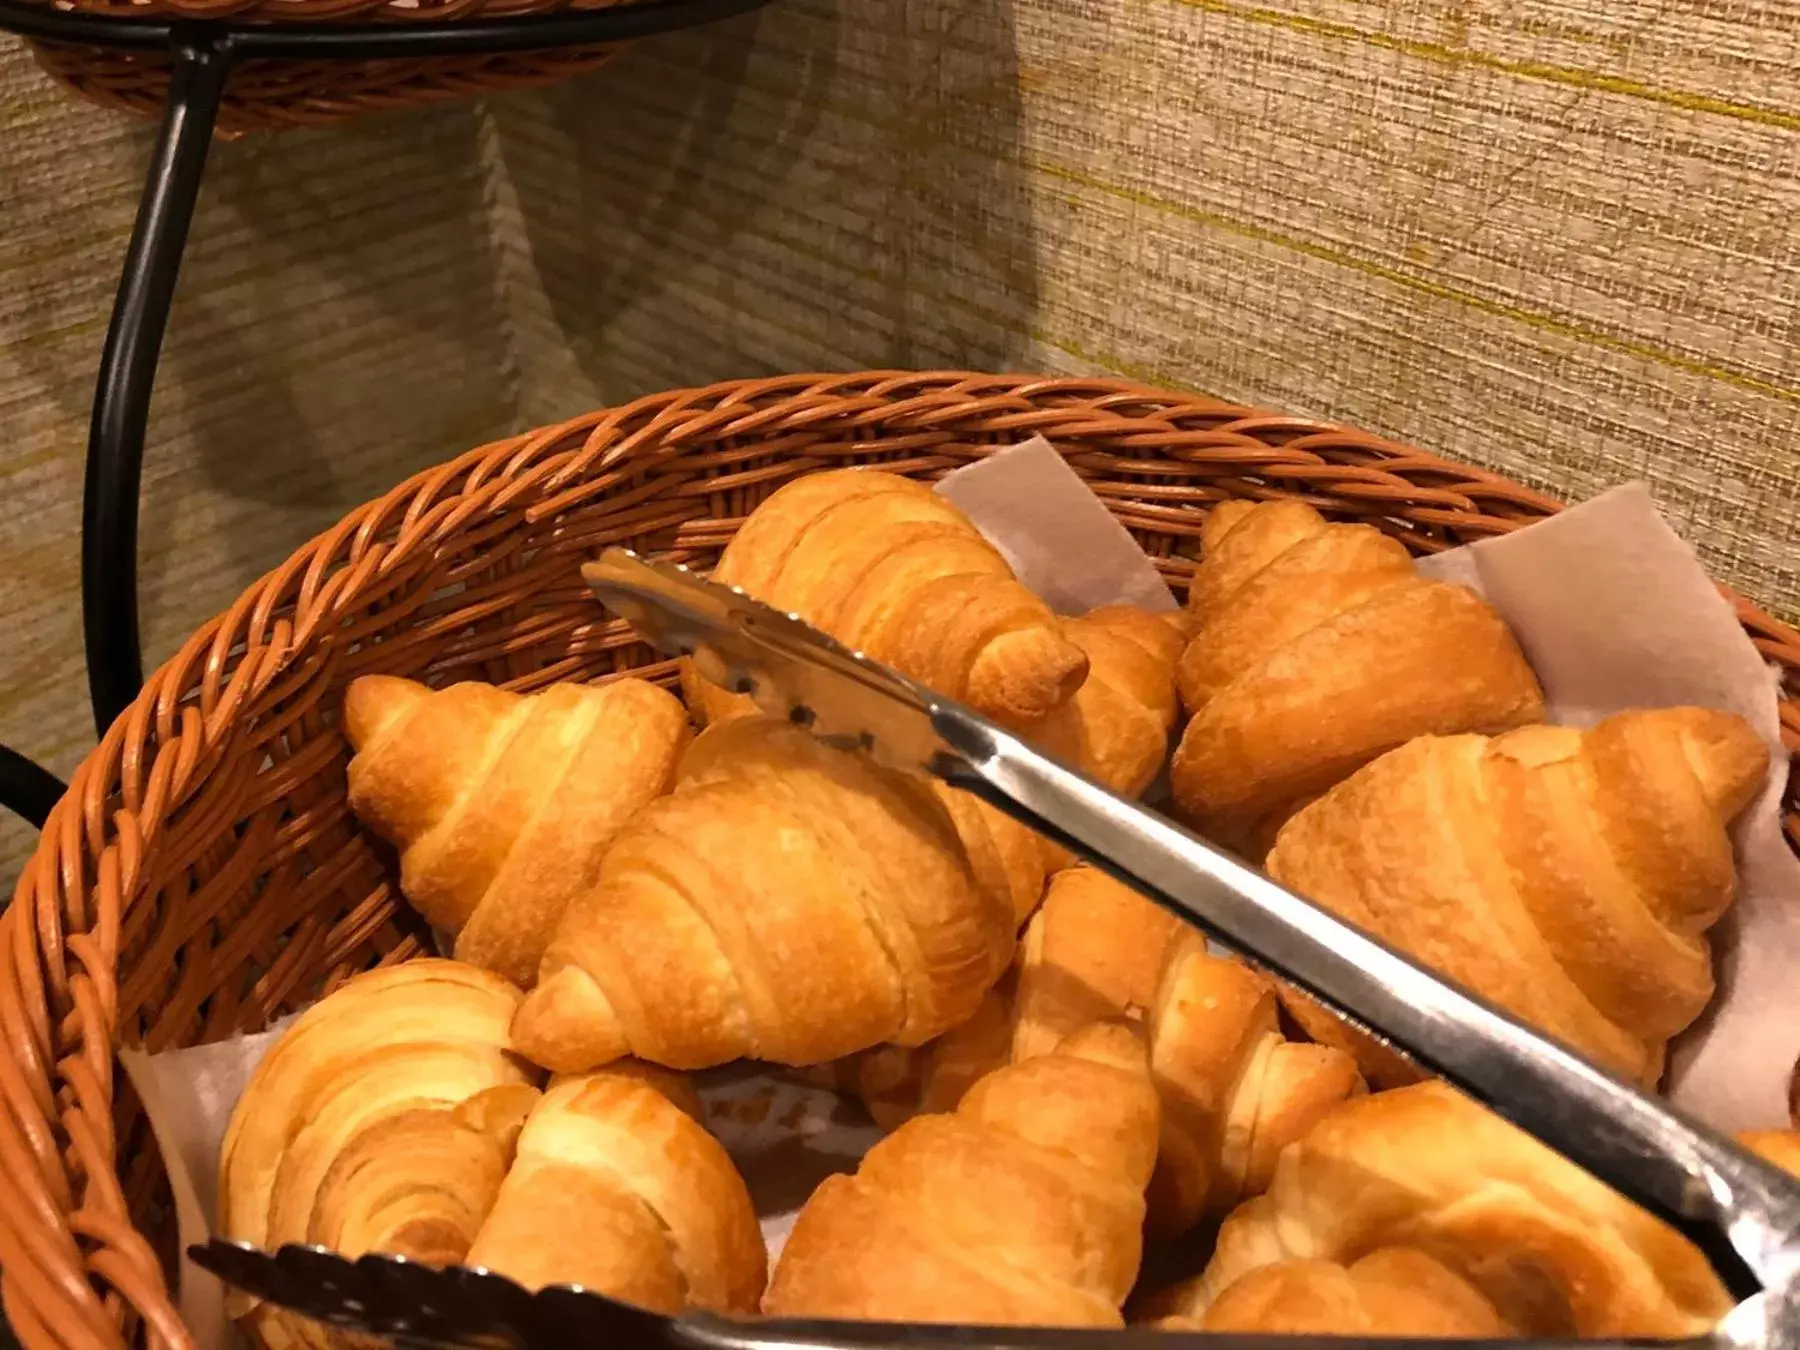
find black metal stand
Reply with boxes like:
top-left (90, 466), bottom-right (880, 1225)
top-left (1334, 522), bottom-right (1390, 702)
top-left (0, 746), bottom-right (66, 830)
top-left (83, 31), bottom-right (231, 728)
top-left (0, 0), bottom-right (766, 824)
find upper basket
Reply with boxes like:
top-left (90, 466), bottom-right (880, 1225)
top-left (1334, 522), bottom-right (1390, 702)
top-left (30, 41), bottom-right (623, 133)
top-left (16, 0), bottom-right (642, 133)
top-left (1, 372), bottom-right (1796, 1350)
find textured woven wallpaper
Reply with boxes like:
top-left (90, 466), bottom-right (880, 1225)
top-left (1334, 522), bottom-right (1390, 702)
top-left (487, 0), bottom-right (1800, 608)
top-left (2, 0), bottom-right (1799, 871)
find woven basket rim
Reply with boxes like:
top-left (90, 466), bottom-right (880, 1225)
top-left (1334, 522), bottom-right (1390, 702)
top-left (11, 0), bottom-right (643, 26)
top-left (1, 370), bottom-right (1795, 1350)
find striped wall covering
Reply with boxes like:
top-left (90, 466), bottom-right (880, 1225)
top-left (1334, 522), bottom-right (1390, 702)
top-left (486, 0), bottom-right (1800, 614)
top-left (2, 0), bottom-right (1797, 875)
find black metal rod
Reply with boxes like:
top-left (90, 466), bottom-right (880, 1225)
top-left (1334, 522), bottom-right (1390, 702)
top-left (0, 744), bottom-right (68, 829)
top-left (0, 0), bottom-right (769, 56)
top-left (81, 34), bottom-right (232, 736)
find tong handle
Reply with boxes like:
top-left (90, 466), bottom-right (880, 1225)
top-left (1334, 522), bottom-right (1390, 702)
top-left (929, 707), bottom-right (1800, 1297)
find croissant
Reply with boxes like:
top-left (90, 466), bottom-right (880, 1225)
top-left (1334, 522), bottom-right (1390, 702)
top-left (344, 675), bottom-right (690, 986)
top-left (465, 1063), bottom-right (766, 1314)
top-left (1146, 932), bottom-right (1364, 1239)
top-left (823, 866), bottom-right (1175, 1126)
top-left (512, 716), bottom-right (1015, 1073)
top-left (217, 961), bottom-right (542, 1350)
top-left (1010, 865), bottom-right (1184, 1061)
top-left (1013, 873), bottom-right (1363, 1238)
top-left (1170, 499), bottom-right (1544, 853)
top-left (1168, 1248), bottom-right (1512, 1336)
top-left (685, 469), bottom-right (1088, 727)
top-left (1035, 604), bottom-right (1185, 797)
top-left (254, 1089), bottom-right (539, 1350)
top-left (929, 785), bottom-right (1055, 930)
top-left (822, 868), bottom-right (1359, 1241)
top-left (763, 1022), bottom-right (1159, 1326)
top-left (1172, 1081), bottom-right (1732, 1337)
top-left (680, 707), bottom-right (1048, 930)
top-left (820, 978), bottom-right (1019, 1132)
top-left (1268, 707), bottom-right (1768, 1086)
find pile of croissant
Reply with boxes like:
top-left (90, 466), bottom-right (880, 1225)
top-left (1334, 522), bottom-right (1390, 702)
top-left (220, 470), bottom-right (1797, 1346)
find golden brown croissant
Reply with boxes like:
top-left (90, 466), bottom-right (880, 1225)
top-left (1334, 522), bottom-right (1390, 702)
top-left (344, 676), bottom-right (690, 987)
top-left (512, 716), bottom-right (1015, 1073)
top-left (1268, 707), bottom-right (1768, 1086)
top-left (928, 785), bottom-right (1055, 930)
top-left (304, 1085), bottom-right (539, 1262)
top-left (819, 978), bottom-right (1019, 1132)
top-left (1173, 1248), bottom-right (1512, 1336)
top-left (680, 702), bottom-right (1051, 931)
top-left (1010, 865), bottom-right (1184, 1061)
top-left (821, 868), bottom-right (1358, 1242)
top-left (1011, 872), bottom-right (1362, 1239)
top-left (1174, 1081), bottom-right (1732, 1337)
top-left (258, 1090), bottom-right (537, 1350)
top-left (679, 707), bottom-right (1048, 931)
top-left (685, 469), bottom-right (1088, 728)
top-left (1170, 499), bottom-right (1544, 853)
top-left (217, 961), bottom-right (543, 1350)
top-left (763, 1022), bottom-right (1159, 1327)
top-left (1146, 932), bottom-right (1363, 1239)
top-left (1035, 604), bottom-right (1185, 797)
top-left (464, 1063), bottom-right (766, 1314)
top-left (821, 866), bottom-right (1175, 1126)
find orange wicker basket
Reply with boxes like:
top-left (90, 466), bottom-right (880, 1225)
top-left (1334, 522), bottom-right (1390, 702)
top-left (30, 38), bottom-right (621, 133)
top-left (1, 371), bottom-right (1796, 1350)
top-left (14, 0), bottom-right (640, 135)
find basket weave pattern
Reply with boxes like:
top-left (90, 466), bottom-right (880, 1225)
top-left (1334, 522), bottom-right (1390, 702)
top-left (1, 373), bottom-right (1796, 1350)
top-left (30, 40), bottom-right (621, 132)
top-left (21, 0), bottom-right (630, 25)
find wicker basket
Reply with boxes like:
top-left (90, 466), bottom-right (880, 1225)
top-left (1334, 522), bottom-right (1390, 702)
top-left (30, 39), bottom-right (621, 133)
top-left (1, 372), bottom-right (1796, 1350)
top-left (20, 0), bottom-right (636, 136)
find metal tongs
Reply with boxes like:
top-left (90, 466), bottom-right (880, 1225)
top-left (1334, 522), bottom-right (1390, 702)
top-left (192, 548), bottom-right (1800, 1350)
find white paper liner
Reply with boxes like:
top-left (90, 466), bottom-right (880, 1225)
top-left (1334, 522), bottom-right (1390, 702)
top-left (1416, 483), bottom-right (1800, 1129)
top-left (692, 1066), bottom-right (885, 1265)
top-left (118, 455), bottom-right (1796, 1350)
top-left (121, 1021), bottom-right (295, 1350)
top-left (934, 437), bottom-right (1178, 614)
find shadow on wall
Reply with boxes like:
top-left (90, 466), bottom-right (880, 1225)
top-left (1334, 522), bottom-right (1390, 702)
top-left (106, 106), bottom-right (516, 653)
top-left (487, 0), bottom-right (1039, 416)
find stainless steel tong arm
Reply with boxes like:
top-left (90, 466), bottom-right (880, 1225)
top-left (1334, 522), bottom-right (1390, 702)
top-left (930, 708), bottom-right (1800, 1309)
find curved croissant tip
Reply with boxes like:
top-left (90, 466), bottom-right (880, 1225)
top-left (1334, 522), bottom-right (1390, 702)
top-left (510, 969), bottom-right (630, 1074)
top-left (576, 1059), bottom-right (707, 1122)
top-left (1201, 498), bottom-right (1261, 547)
top-left (968, 627), bottom-right (1090, 724)
top-left (342, 674), bottom-right (428, 751)
top-left (1670, 707), bottom-right (1768, 822)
